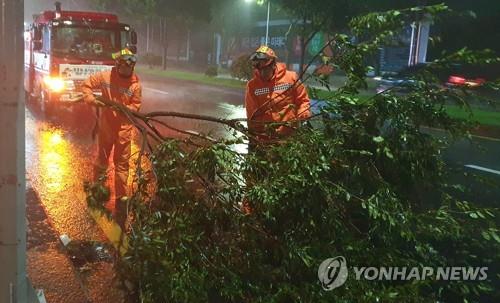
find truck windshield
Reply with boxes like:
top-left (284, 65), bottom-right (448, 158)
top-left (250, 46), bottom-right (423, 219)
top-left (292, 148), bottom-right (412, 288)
top-left (52, 26), bottom-right (129, 60)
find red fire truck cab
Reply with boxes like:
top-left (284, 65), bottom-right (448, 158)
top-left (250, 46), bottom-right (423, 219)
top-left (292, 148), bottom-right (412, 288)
top-left (24, 3), bottom-right (137, 114)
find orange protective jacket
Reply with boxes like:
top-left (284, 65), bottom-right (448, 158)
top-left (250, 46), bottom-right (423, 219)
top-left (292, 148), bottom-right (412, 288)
top-left (81, 67), bottom-right (142, 129)
top-left (245, 63), bottom-right (310, 141)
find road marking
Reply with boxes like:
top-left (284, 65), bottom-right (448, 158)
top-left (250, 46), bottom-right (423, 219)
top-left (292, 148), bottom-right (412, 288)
top-left (422, 126), bottom-right (500, 143)
top-left (79, 191), bottom-right (128, 255)
top-left (89, 209), bottom-right (128, 255)
top-left (464, 164), bottom-right (500, 176)
top-left (467, 133), bottom-right (500, 143)
top-left (144, 87), bottom-right (169, 95)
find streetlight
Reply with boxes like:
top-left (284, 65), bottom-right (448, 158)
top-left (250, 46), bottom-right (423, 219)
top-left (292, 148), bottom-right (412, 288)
top-left (245, 0), bottom-right (271, 46)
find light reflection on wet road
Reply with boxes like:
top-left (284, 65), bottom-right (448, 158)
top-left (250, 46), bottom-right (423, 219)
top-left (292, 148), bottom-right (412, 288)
top-left (26, 107), bottom-right (104, 242)
top-left (40, 131), bottom-right (70, 193)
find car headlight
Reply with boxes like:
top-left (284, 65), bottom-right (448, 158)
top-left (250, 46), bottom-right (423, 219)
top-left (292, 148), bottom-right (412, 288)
top-left (43, 76), bottom-right (66, 92)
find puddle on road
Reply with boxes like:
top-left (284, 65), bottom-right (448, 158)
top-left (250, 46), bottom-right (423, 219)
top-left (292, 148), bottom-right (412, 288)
top-left (65, 240), bottom-right (114, 268)
top-left (39, 130), bottom-right (71, 193)
top-left (217, 103), bottom-right (248, 154)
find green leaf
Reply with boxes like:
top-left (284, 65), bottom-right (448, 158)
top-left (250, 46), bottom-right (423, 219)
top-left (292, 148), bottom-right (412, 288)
top-left (384, 147), bottom-right (394, 159)
top-left (388, 292), bottom-right (399, 298)
top-left (490, 230), bottom-right (500, 243)
top-left (373, 136), bottom-right (384, 143)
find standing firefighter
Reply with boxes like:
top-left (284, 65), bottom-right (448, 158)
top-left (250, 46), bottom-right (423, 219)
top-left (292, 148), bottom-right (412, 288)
top-left (243, 46), bottom-right (311, 214)
top-left (245, 45), bottom-right (311, 148)
top-left (81, 48), bottom-right (142, 229)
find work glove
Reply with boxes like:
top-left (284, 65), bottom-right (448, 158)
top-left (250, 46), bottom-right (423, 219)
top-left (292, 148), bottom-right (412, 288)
top-left (66, 95), bottom-right (84, 103)
top-left (90, 98), bottom-right (106, 107)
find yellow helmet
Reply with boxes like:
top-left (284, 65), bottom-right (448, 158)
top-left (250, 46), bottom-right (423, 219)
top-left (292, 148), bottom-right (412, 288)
top-left (112, 48), bottom-right (137, 64)
top-left (250, 45), bottom-right (277, 69)
top-left (252, 45), bottom-right (277, 59)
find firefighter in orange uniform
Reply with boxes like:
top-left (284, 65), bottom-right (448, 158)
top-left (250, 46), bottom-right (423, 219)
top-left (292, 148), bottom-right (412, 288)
top-left (242, 46), bottom-right (311, 214)
top-left (245, 45), bottom-right (311, 148)
top-left (81, 48), bottom-right (141, 229)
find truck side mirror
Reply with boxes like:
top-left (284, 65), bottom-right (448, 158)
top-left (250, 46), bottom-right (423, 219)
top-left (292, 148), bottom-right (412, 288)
top-left (130, 30), bottom-right (137, 45)
top-left (33, 40), bottom-right (43, 51)
top-left (128, 45), bottom-right (137, 54)
top-left (33, 26), bottom-right (42, 41)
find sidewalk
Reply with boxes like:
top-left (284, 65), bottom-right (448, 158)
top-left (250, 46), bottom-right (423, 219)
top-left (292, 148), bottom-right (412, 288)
top-left (136, 65), bottom-right (246, 90)
top-left (26, 187), bottom-right (88, 303)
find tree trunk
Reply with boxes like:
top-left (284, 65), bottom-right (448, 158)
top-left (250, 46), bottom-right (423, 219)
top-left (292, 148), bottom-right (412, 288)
top-left (146, 21), bottom-right (150, 53)
top-left (298, 17), bottom-right (308, 76)
top-left (186, 30), bottom-right (191, 62)
top-left (162, 17), bottom-right (168, 70)
top-left (160, 17), bottom-right (164, 66)
top-left (284, 23), bottom-right (294, 68)
top-left (176, 30), bottom-right (181, 62)
top-left (158, 16), bottom-right (163, 55)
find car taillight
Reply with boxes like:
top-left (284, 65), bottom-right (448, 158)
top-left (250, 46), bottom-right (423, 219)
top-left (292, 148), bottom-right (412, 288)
top-left (465, 78), bottom-right (486, 87)
top-left (448, 75), bottom-right (466, 85)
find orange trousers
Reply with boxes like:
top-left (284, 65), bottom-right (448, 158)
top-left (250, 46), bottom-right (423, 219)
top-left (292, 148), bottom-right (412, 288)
top-left (93, 123), bottom-right (132, 200)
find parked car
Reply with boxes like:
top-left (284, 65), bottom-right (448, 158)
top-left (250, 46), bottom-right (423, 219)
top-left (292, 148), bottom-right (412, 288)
top-left (445, 64), bottom-right (490, 88)
top-left (376, 63), bottom-right (500, 95)
top-left (375, 64), bottom-right (426, 94)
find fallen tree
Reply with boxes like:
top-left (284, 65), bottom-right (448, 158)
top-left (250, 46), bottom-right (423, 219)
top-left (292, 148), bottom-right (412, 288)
top-left (85, 4), bottom-right (500, 303)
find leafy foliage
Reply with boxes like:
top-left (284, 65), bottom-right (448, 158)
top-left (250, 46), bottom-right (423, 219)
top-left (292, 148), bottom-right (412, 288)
top-left (229, 54), bottom-right (253, 81)
top-left (84, 176), bottom-right (112, 220)
top-left (86, 4), bottom-right (500, 303)
top-left (204, 65), bottom-right (219, 77)
top-left (91, 0), bottom-right (214, 22)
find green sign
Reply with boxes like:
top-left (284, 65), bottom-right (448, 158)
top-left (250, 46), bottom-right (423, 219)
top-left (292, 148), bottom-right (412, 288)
top-left (308, 32), bottom-right (324, 56)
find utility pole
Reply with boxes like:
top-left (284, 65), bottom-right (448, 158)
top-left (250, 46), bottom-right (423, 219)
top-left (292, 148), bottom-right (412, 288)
top-left (0, 0), bottom-right (36, 302)
top-left (265, 0), bottom-right (270, 45)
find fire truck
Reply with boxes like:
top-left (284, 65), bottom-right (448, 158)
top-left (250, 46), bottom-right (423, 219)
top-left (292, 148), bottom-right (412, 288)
top-left (24, 2), bottom-right (137, 114)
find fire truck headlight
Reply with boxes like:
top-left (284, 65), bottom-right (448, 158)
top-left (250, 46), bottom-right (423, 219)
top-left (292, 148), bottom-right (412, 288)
top-left (43, 76), bottom-right (65, 92)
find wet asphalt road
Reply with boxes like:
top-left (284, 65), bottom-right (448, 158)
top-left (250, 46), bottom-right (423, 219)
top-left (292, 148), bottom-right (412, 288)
top-left (25, 75), bottom-right (245, 302)
top-left (139, 74), bottom-right (246, 138)
top-left (440, 132), bottom-right (500, 206)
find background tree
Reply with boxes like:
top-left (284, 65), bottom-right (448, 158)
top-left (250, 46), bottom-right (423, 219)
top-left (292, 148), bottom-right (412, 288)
top-left (91, 0), bottom-right (216, 69)
top-left (273, 0), bottom-right (363, 75)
